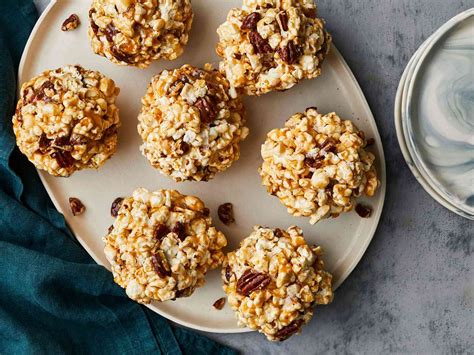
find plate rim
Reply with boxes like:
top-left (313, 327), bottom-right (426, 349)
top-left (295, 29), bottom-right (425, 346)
top-left (403, 9), bottom-right (474, 219)
top-left (19, 0), bottom-right (387, 333)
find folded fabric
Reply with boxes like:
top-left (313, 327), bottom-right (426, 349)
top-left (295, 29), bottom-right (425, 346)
top-left (0, 1), bottom-right (235, 354)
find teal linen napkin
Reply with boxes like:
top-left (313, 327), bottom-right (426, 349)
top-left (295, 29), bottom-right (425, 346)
top-left (0, 1), bottom-right (236, 354)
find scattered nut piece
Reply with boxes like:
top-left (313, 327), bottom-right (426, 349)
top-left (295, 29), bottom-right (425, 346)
top-left (218, 203), bottom-right (235, 225)
top-left (62, 14), bottom-right (80, 31)
top-left (69, 197), bottom-right (85, 216)
top-left (213, 297), bottom-right (226, 310)
top-left (355, 204), bottom-right (372, 218)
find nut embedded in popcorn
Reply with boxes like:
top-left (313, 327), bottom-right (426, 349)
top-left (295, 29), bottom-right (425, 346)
top-left (104, 188), bottom-right (227, 304)
top-left (12, 65), bottom-right (120, 177)
top-left (216, 0), bottom-right (331, 96)
top-left (137, 64), bottom-right (249, 182)
top-left (259, 108), bottom-right (379, 224)
top-left (222, 226), bottom-right (333, 341)
top-left (88, 0), bottom-right (193, 68)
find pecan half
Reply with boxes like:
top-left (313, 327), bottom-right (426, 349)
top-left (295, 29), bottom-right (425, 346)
top-left (61, 14), bottom-right (80, 31)
top-left (213, 297), bottom-right (226, 310)
top-left (51, 151), bottom-right (74, 169)
top-left (278, 40), bottom-right (302, 65)
top-left (104, 24), bottom-right (118, 42)
top-left (218, 203), bottom-right (235, 225)
top-left (278, 11), bottom-right (289, 32)
top-left (249, 31), bottom-right (272, 54)
top-left (275, 319), bottom-right (304, 341)
top-left (69, 197), bottom-right (85, 216)
top-left (172, 222), bottom-right (186, 241)
top-left (241, 12), bottom-right (261, 30)
top-left (110, 197), bottom-right (124, 217)
top-left (195, 96), bottom-right (217, 124)
top-left (154, 224), bottom-right (170, 240)
top-left (151, 251), bottom-right (171, 278)
top-left (236, 270), bottom-right (271, 296)
top-left (355, 204), bottom-right (372, 218)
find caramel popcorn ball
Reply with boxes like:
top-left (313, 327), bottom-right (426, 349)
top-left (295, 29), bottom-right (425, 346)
top-left (104, 188), bottom-right (227, 304)
top-left (216, 0), bottom-right (331, 96)
top-left (260, 108), bottom-right (379, 224)
top-left (222, 226), bottom-right (333, 341)
top-left (12, 65), bottom-right (120, 177)
top-left (138, 64), bottom-right (249, 182)
top-left (88, 0), bottom-right (193, 68)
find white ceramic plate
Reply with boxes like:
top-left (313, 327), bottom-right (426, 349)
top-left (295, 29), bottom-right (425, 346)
top-left (396, 9), bottom-right (474, 220)
top-left (19, 0), bottom-right (386, 332)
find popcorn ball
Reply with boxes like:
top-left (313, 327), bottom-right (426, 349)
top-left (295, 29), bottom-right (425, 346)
top-left (88, 0), bottom-right (193, 68)
top-left (138, 64), bottom-right (249, 182)
top-left (104, 188), bottom-right (227, 304)
top-left (216, 0), bottom-right (331, 96)
top-left (12, 65), bottom-right (120, 177)
top-left (222, 226), bottom-right (333, 341)
top-left (260, 108), bottom-right (379, 224)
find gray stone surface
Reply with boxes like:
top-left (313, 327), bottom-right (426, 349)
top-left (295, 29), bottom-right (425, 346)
top-left (34, 1), bottom-right (474, 354)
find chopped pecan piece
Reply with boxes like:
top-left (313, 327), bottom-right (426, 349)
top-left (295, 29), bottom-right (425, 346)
top-left (213, 297), bottom-right (226, 310)
top-left (104, 24), bottom-right (118, 42)
top-left (218, 203), bottom-right (235, 225)
top-left (236, 269), bottom-right (271, 296)
top-left (225, 265), bottom-right (233, 282)
top-left (69, 197), bottom-right (85, 216)
top-left (195, 96), bottom-right (217, 124)
top-left (241, 12), bottom-right (261, 30)
top-left (278, 40), bottom-right (302, 65)
top-left (35, 81), bottom-right (55, 102)
top-left (108, 225), bottom-right (114, 234)
top-left (321, 137), bottom-right (337, 153)
top-left (154, 224), bottom-right (170, 240)
top-left (278, 12), bottom-right (289, 32)
top-left (274, 228), bottom-right (285, 238)
top-left (275, 319), bottom-right (304, 341)
top-left (111, 46), bottom-right (134, 64)
top-left (304, 156), bottom-right (323, 169)
top-left (61, 14), bottom-right (80, 31)
top-left (172, 222), bottom-right (186, 241)
top-left (303, 7), bottom-right (318, 19)
top-left (355, 204), bottom-right (372, 218)
top-left (110, 197), bottom-right (124, 217)
top-left (151, 251), bottom-right (171, 278)
top-left (51, 151), bottom-right (74, 169)
top-left (38, 134), bottom-right (51, 153)
top-left (249, 31), bottom-right (272, 54)
top-left (89, 9), bottom-right (99, 34)
top-left (366, 138), bottom-right (375, 146)
top-left (176, 287), bottom-right (193, 298)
